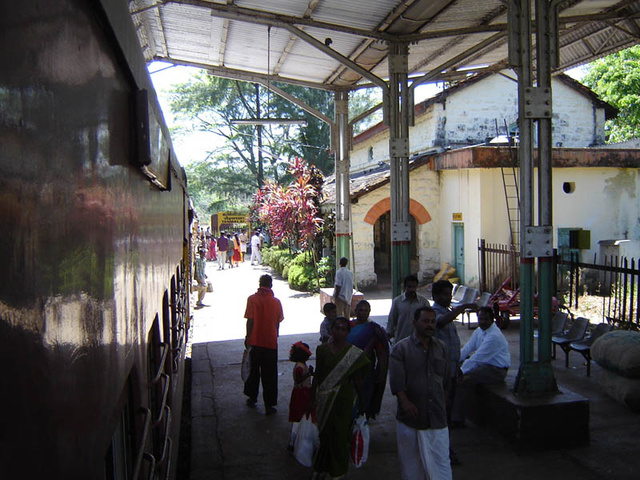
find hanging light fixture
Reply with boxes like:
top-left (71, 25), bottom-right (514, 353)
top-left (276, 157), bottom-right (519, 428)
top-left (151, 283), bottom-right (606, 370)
top-left (231, 25), bottom-right (307, 127)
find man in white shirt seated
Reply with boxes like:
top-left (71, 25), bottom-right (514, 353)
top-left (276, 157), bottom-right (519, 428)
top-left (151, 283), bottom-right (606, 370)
top-left (451, 306), bottom-right (510, 427)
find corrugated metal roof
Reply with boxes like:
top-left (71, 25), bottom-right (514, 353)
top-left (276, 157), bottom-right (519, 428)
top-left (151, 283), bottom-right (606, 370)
top-left (130, 0), bottom-right (640, 90)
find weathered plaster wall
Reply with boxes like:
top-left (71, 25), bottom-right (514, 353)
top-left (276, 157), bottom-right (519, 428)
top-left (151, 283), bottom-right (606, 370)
top-left (351, 187), bottom-right (387, 288)
top-left (552, 80), bottom-right (607, 147)
top-left (350, 165), bottom-right (441, 288)
top-left (550, 167), bottom-right (640, 259)
top-left (438, 169), bottom-right (488, 288)
top-left (350, 103), bottom-right (442, 172)
top-left (412, 166), bottom-right (441, 281)
top-left (350, 128), bottom-right (389, 172)
top-left (440, 75), bottom-right (519, 148)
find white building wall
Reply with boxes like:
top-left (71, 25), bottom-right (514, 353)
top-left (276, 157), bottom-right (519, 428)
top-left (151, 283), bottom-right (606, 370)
top-left (441, 75), bottom-right (519, 148)
top-left (350, 129), bottom-right (389, 172)
top-left (350, 165), bottom-right (443, 288)
top-left (437, 169), bottom-right (485, 288)
top-left (552, 81), bottom-right (607, 147)
top-left (351, 188), bottom-right (386, 288)
top-left (549, 167), bottom-right (640, 258)
top-left (351, 72), bottom-right (607, 172)
top-left (412, 167), bottom-right (441, 281)
top-left (351, 103), bottom-right (444, 173)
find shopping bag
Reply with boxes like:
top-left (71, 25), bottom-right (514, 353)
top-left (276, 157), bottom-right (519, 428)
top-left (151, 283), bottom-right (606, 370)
top-left (293, 413), bottom-right (319, 467)
top-left (241, 347), bottom-right (252, 383)
top-left (206, 281), bottom-right (213, 292)
top-left (350, 415), bottom-right (369, 467)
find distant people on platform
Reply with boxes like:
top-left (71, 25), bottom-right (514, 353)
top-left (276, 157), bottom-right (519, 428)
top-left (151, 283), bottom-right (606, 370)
top-left (239, 229), bottom-right (249, 262)
top-left (319, 302), bottom-right (338, 344)
top-left (206, 235), bottom-right (217, 262)
top-left (332, 257), bottom-right (354, 319)
top-left (347, 300), bottom-right (389, 420)
top-left (244, 274), bottom-right (284, 415)
top-left (387, 274), bottom-right (430, 343)
top-left (193, 247), bottom-right (208, 309)
top-left (217, 231), bottom-right (229, 270)
top-left (432, 279), bottom-right (477, 464)
top-left (232, 232), bottom-right (242, 267)
top-left (226, 232), bottom-right (235, 268)
top-left (309, 316), bottom-right (369, 480)
top-left (390, 306), bottom-right (452, 480)
top-left (287, 341), bottom-right (315, 452)
top-left (451, 306), bottom-right (510, 427)
top-left (250, 230), bottom-right (262, 266)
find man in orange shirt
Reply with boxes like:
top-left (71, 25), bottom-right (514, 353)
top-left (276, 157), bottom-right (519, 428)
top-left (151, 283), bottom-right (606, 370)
top-left (244, 274), bottom-right (284, 415)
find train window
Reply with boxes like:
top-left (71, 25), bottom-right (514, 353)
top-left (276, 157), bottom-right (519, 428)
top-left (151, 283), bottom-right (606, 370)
top-left (147, 317), bottom-right (163, 421)
top-left (163, 289), bottom-right (172, 374)
top-left (104, 393), bottom-right (133, 479)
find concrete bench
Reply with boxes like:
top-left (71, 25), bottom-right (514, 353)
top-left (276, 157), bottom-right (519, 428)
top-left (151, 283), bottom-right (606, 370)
top-left (319, 288), bottom-right (364, 317)
top-left (467, 374), bottom-right (589, 449)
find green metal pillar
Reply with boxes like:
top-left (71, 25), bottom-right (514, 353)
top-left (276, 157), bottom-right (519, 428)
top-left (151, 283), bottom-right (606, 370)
top-left (387, 42), bottom-right (411, 299)
top-left (334, 90), bottom-right (353, 272)
top-left (511, 0), bottom-right (558, 394)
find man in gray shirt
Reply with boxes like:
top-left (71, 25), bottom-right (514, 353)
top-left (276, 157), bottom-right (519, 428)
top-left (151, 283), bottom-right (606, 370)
top-left (387, 274), bottom-right (429, 343)
top-left (432, 279), bottom-right (477, 462)
top-left (390, 306), bottom-right (452, 480)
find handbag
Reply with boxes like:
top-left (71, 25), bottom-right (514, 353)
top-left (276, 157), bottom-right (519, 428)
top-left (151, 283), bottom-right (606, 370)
top-left (293, 413), bottom-right (319, 467)
top-left (241, 347), bottom-right (252, 382)
top-left (350, 415), bottom-right (369, 468)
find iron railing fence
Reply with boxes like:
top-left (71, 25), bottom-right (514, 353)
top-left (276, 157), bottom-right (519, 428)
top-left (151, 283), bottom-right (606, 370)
top-left (477, 239), bottom-right (519, 293)
top-left (559, 252), bottom-right (639, 329)
top-left (478, 239), bottom-right (640, 330)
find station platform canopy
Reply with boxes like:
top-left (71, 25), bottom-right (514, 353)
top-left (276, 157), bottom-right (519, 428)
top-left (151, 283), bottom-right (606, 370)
top-left (129, 0), bottom-right (640, 91)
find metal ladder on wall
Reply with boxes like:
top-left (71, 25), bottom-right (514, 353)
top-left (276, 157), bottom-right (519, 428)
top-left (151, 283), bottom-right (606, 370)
top-left (501, 126), bottom-right (520, 250)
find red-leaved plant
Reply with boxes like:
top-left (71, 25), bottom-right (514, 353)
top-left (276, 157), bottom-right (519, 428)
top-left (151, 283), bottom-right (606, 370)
top-left (253, 157), bottom-right (324, 250)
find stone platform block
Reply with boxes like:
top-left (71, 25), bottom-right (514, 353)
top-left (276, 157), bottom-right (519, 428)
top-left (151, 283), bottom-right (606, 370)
top-left (469, 381), bottom-right (590, 449)
top-left (319, 288), bottom-right (364, 317)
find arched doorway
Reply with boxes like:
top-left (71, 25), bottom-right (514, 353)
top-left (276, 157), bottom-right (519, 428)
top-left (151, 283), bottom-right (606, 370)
top-left (364, 198), bottom-right (432, 287)
top-left (373, 212), bottom-right (419, 286)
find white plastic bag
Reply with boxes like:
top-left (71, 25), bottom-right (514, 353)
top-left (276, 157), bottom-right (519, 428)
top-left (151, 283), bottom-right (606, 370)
top-left (293, 413), bottom-right (319, 467)
top-left (241, 347), bottom-right (252, 383)
top-left (350, 415), bottom-right (370, 467)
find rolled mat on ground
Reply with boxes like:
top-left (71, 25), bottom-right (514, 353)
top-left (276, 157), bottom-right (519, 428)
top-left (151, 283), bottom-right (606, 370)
top-left (592, 330), bottom-right (640, 411)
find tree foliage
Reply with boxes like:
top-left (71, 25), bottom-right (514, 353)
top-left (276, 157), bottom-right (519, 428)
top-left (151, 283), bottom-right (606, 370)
top-left (169, 73), bottom-right (380, 219)
top-left (582, 46), bottom-right (640, 143)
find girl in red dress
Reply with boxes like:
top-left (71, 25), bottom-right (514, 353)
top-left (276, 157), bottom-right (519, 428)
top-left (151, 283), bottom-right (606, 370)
top-left (288, 341), bottom-right (315, 451)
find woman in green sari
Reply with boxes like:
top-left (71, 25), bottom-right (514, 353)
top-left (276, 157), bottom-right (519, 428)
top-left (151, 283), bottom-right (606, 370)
top-left (309, 316), bottom-right (370, 480)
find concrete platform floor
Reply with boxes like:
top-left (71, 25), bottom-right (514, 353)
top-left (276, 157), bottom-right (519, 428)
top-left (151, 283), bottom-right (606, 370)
top-left (188, 260), bottom-right (640, 480)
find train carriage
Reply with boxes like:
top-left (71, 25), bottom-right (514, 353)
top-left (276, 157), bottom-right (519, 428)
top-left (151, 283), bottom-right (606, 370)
top-left (0, 1), bottom-right (191, 478)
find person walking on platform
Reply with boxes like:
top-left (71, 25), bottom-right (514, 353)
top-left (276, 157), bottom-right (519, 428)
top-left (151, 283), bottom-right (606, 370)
top-left (239, 229), bottom-right (248, 261)
top-left (387, 274), bottom-right (429, 343)
top-left (432, 279), bottom-right (477, 464)
top-left (250, 230), bottom-right (262, 265)
top-left (193, 247), bottom-right (208, 308)
top-left (390, 306), bottom-right (452, 480)
top-left (216, 231), bottom-right (229, 270)
top-left (244, 274), bottom-right (284, 415)
top-left (332, 257), bottom-right (354, 318)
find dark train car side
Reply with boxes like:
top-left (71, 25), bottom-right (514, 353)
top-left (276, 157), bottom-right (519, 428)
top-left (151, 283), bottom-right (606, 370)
top-left (0, 1), bottom-right (191, 478)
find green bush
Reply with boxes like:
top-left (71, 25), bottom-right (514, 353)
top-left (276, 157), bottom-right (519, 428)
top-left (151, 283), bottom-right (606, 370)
top-left (288, 251), bottom-right (319, 291)
top-left (317, 255), bottom-right (335, 288)
top-left (262, 246), bottom-right (294, 276)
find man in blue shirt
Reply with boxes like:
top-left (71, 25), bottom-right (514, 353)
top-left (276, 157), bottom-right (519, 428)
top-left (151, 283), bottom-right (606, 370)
top-left (451, 306), bottom-right (510, 426)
